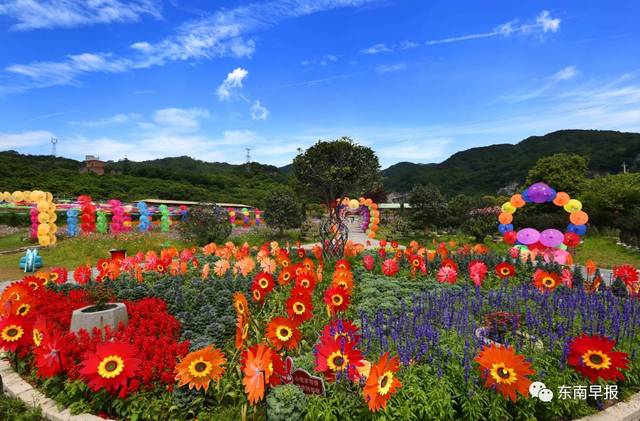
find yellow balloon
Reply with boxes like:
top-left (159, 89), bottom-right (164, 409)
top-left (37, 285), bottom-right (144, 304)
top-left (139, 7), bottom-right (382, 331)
top-left (37, 201), bottom-right (49, 212)
top-left (37, 213), bottom-right (50, 224)
top-left (37, 223), bottom-right (50, 235)
top-left (49, 223), bottom-right (58, 234)
top-left (48, 211), bottom-right (57, 222)
top-left (348, 199), bottom-right (359, 210)
top-left (46, 192), bottom-right (53, 202)
top-left (564, 199), bottom-right (582, 213)
top-left (12, 191), bottom-right (24, 202)
top-left (38, 235), bottom-right (51, 246)
top-left (48, 234), bottom-right (57, 245)
top-left (501, 202), bottom-right (516, 214)
top-left (23, 191), bottom-right (32, 201)
top-left (1, 192), bottom-right (9, 201)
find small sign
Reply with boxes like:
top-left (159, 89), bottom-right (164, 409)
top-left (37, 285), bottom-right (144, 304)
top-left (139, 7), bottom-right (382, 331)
top-left (280, 356), bottom-right (325, 396)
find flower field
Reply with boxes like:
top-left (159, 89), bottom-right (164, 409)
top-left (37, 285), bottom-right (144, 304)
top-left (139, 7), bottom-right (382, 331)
top-left (1, 240), bottom-right (640, 420)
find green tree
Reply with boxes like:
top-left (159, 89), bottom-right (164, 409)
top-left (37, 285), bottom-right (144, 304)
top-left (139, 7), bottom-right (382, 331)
top-left (408, 184), bottom-right (446, 234)
top-left (178, 205), bottom-right (231, 246)
top-left (262, 189), bottom-right (303, 234)
top-left (292, 137), bottom-right (381, 214)
top-left (525, 153), bottom-right (588, 194)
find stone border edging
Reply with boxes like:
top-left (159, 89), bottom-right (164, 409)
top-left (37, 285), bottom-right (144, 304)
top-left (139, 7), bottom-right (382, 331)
top-left (0, 356), bottom-right (113, 421)
top-left (574, 392), bottom-right (640, 421)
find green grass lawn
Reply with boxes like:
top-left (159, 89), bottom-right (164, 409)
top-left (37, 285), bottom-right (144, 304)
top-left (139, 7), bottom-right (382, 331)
top-left (0, 231), bottom-right (191, 281)
top-left (0, 232), bottom-right (26, 250)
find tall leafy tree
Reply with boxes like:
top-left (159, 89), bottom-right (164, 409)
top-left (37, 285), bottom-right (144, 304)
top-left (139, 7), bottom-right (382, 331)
top-left (408, 184), bottom-right (446, 235)
top-left (525, 153), bottom-right (588, 194)
top-left (262, 188), bottom-right (303, 234)
top-left (292, 137), bottom-right (381, 215)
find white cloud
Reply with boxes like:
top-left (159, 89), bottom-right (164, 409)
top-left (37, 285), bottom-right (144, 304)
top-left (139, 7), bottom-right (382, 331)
top-left (360, 43), bottom-right (392, 54)
top-left (152, 108), bottom-right (209, 132)
top-left (217, 68), bottom-right (249, 100)
top-left (1, 0), bottom-right (376, 93)
top-left (400, 41), bottom-right (419, 50)
top-left (375, 63), bottom-right (406, 74)
top-left (277, 74), bottom-right (351, 89)
top-left (69, 113), bottom-right (141, 127)
top-left (537, 10), bottom-right (560, 33)
top-left (0, 130), bottom-right (55, 149)
top-left (0, 0), bottom-right (162, 31)
top-left (250, 101), bottom-right (269, 120)
top-left (549, 65), bottom-right (577, 81)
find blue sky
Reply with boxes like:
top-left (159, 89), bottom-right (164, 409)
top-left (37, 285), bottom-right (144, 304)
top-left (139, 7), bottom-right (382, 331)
top-left (0, 0), bottom-right (639, 168)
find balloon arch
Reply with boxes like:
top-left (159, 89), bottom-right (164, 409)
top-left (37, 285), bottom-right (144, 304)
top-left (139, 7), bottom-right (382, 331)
top-left (335, 197), bottom-right (380, 239)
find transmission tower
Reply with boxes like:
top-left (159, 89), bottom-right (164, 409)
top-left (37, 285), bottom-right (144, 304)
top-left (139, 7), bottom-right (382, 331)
top-left (50, 137), bottom-right (58, 156)
top-left (245, 148), bottom-right (251, 173)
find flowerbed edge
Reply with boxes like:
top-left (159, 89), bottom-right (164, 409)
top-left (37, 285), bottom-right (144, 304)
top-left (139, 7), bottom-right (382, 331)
top-left (0, 355), bottom-right (113, 421)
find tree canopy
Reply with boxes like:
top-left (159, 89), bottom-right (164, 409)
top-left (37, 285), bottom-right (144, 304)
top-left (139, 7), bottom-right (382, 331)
top-left (292, 137), bottom-right (381, 209)
top-left (525, 153), bottom-right (588, 195)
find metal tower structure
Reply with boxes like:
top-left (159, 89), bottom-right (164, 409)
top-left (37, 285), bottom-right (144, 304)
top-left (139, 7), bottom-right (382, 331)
top-left (245, 148), bottom-right (251, 172)
top-left (50, 137), bottom-right (58, 156)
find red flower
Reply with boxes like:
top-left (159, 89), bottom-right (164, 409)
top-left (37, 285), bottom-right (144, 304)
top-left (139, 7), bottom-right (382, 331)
top-left (382, 259), bottom-right (398, 276)
top-left (277, 268), bottom-right (294, 285)
top-left (79, 341), bottom-right (141, 395)
top-left (285, 293), bottom-right (313, 322)
top-left (335, 259), bottom-right (351, 271)
top-left (321, 319), bottom-right (361, 345)
top-left (362, 255), bottom-right (374, 271)
top-left (390, 241), bottom-right (398, 249)
top-left (73, 265), bottom-right (92, 285)
top-left (34, 337), bottom-right (64, 378)
top-left (323, 285), bottom-right (350, 314)
top-left (294, 272), bottom-right (316, 291)
top-left (315, 337), bottom-right (363, 382)
top-left (469, 260), bottom-right (488, 287)
top-left (49, 267), bottom-right (68, 284)
top-left (495, 262), bottom-right (515, 279)
top-left (567, 334), bottom-right (629, 383)
top-left (440, 258), bottom-right (458, 271)
top-left (241, 343), bottom-right (284, 404)
top-left (437, 266), bottom-right (457, 284)
top-left (613, 264), bottom-right (638, 287)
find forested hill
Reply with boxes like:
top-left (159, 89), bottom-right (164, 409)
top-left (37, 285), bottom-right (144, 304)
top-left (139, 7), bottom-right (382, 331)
top-left (382, 130), bottom-right (640, 195)
top-left (2, 130), bottom-right (639, 203)
top-left (0, 152), bottom-right (290, 204)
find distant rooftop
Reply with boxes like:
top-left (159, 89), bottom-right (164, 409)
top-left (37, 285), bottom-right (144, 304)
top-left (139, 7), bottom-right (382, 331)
top-left (138, 198), bottom-right (254, 208)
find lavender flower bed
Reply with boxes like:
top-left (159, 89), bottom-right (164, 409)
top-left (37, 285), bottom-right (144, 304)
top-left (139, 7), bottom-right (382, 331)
top-left (358, 282), bottom-right (640, 416)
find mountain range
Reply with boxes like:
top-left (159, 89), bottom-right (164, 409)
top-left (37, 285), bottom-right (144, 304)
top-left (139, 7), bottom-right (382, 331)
top-left (1, 130), bottom-right (638, 203)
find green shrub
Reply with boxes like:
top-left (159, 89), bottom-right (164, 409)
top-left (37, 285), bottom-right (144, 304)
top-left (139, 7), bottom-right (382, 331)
top-left (267, 385), bottom-right (309, 421)
top-left (178, 205), bottom-right (231, 246)
top-left (0, 394), bottom-right (44, 421)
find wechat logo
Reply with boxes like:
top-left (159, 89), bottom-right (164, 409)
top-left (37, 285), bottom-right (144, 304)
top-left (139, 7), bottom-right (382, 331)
top-left (529, 381), bottom-right (554, 402)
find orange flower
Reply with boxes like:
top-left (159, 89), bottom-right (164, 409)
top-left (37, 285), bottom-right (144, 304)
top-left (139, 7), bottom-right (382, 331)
top-left (585, 260), bottom-right (597, 276)
top-left (175, 346), bottom-right (226, 392)
top-left (302, 257), bottom-right (315, 272)
top-left (332, 270), bottom-right (354, 293)
top-left (235, 315), bottom-right (249, 350)
top-left (201, 263), bottom-right (210, 280)
top-left (233, 292), bottom-right (250, 318)
top-left (202, 242), bottom-right (217, 256)
top-left (214, 259), bottom-right (230, 277)
top-left (533, 271), bottom-right (560, 292)
top-left (278, 268), bottom-right (295, 286)
top-left (241, 343), bottom-right (284, 404)
top-left (475, 344), bottom-right (535, 401)
top-left (363, 352), bottom-right (402, 412)
top-left (266, 317), bottom-right (301, 351)
top-left (260, 257), bottom-right (277, 274)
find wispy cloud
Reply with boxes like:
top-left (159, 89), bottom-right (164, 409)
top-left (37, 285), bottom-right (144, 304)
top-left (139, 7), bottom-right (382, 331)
top-left (360, 10), bottom-right (561, 56)
top-left (301, 54), bottom-right (339, 68)
top-left (1, 0), bottom-right (377, 93)
top-left (360, 43), bottom-right (392, 54)
top-left (217, 68), bottom-right (249, 100)
top-left (69, 113), bottom-right (141, 127)
top-left (28, 110), bottom-right (76, 122)
top-left (0, 130), bottom-right (56, 149)
top-left (549, 65), bottom-right (578, 81)
top-left (375, 63), bottom-right (406, 74)
top-left (501, 65), bottom-right (578, 102)
top-left (276, 74), bottom-right (352, 88)
top-left (150, 107), bottom-right (209, 133)
top-left (250, 101), bottom-right (269, 120)
top-left (0, 0), bottom-right (162, 31)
